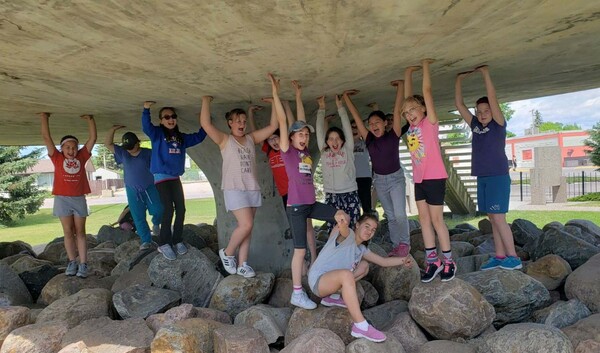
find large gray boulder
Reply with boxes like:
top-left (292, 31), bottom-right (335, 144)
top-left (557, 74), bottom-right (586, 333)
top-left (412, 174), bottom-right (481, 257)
top-left (281, 328), bottom-right (345, 353)
top-left (477, 323), bottom-right (573, 353)
top-left (148, 246), bottom-right (223, 307)
top-left (561, 313), bottom-right (600, 349)
top-left (85, 248), bottom-right (117, 277)
top-left (285, 306), bottom-right (353, 345)
top-left (0, 262), bottom-right (32, 306)
top-left (455, 254), bottom-right (491, 275)
top-left (364, 300), bottom-right (409, 330)
top-left (96, 225), bottom-right (137, 246)
top-left (532, 299), bottom-right (592, 328)
top-left (113, 239), bottom-right (142, 264)
top-left (371, 256), bottom-right (420, 302)
top-left (36, 288), bottom-right (113, 328)
top-left (346, 335), bottom-right (406, 353)
top-left (418, 340), bottom-right (476, 353)
top-left (150, 318), bottom-right (225, 353)
top-left (145, 303), bottom-right (196, 334)
top-left (267, 277), bottom-right (293, 308)
top-left (213, 325), bottom-right (270, 353)
top-left (384, 311), bottom-right (428, 353)
top-left (113, 284), bottom-right (181, 319)
top-left (181, 224), bottom-right (209, 250)
top-left (511, 219), bottom-right (543, 246)
top-left (565, 253), bottom-right (600, 313)
top-left (0, 306), bottom-right (30, 346)
top-left (38, 273), bottom-right (114, 305)
top-left (9, 255), bottom-right (53, 274)
top-left (526, 227), bottom-right (599, 270)
top-left (460, 269), bottom-right (551, 326)
top-left (234, 304), bottom-right (292, 344)
top-left (0, 241), bottom-right (35, 259)
top-left (18, 264), bottom-right (61, 302)
top-left (565, 219), bottom-right (600, 247)
top-left (408, 279), bottom-right (495, 339)
top-left (209, 272), bottom-right (275, 318)
top-left (61, 316), bottom-right (154, 353)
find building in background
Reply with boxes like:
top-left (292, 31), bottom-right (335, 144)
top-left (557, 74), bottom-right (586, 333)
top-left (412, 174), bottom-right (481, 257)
top-left (506, 131), bottom-right (591, 168)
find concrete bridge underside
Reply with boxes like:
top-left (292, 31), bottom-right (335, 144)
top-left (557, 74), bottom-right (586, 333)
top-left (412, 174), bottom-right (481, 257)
top-left (2, 0), bottom-right (599, 272)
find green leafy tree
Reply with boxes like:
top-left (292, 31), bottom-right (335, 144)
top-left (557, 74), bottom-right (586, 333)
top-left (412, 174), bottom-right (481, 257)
top-left (538, 121), bottom-right (581, 132)
top-left (92, 144), bottom-right (120, 170)
top-left (500, 103), bottom-right (514, 121)
top-left (0, 147), bottom-right (45, 226)
top-left (584, 122), bottom-right (600, 169)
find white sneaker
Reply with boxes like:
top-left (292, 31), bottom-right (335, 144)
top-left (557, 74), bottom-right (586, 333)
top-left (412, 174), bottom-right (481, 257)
top-left (290, 291), bottom-right (317, 310)
top-left (219, 248), bottom-right (237, 275)
top-left (237, 264), bottom-right (256, 278)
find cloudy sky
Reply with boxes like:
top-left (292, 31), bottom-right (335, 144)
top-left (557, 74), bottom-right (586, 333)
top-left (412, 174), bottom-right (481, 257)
top-left (506, 87), bottom-right (600, 136)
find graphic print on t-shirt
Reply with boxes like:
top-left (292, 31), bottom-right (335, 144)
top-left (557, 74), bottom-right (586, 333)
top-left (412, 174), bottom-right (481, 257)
top-left (407, 127), bottom-right (425, 164)
top-left (298, 151), bottom-right (312, 174)
top-left (238, 146), bottom-right (252, 174)
top-left (63, 158), bottom-right (81, 174)
top-left (167, 136), bottom-right (181, 154)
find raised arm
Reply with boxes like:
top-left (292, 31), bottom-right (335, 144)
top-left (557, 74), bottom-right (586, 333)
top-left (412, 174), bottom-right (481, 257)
top-left (477, 65), bottom-right (505, 126)
top-left (404, 66), bottom-right (421, 98)
top-left (81, 115), bottom-right (97, 152)
top-left (316, 96), bottom-right (326, 151)
top-left (141, 101), bottom-right (157, 138)
top-left (342, 90), bottom-right (368, 140)
top-left (250, 104), bottom-right (278, 145)
top-left (454, 71), bottom-right (474, 125)
top-left (105, 125), bottom-right (125, 153)
top-left (269, 73), bottom-right (289, 152)
top-left (199, 96), bottom-right (228, 149)
top-left (292, 80), bottom-right (306, 122)
top-left (40, 112), bottom-right (56, 157)
top-left (422, 59), bottom-right (438, 124)
top-left (391, 79), bottom-right (405, 136)
top-left (337, 94), bottom-right (354, 151)
top-left (363, 250), bottom-right (413, 268)
top-left (247, 104), bottom-right (263, 132)
top-left (283, 100), bottom-right (295, 126)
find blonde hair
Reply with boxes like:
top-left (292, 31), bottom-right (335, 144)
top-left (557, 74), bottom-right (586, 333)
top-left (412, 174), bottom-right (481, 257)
top-left (401, 95), bottom-right (426, 117)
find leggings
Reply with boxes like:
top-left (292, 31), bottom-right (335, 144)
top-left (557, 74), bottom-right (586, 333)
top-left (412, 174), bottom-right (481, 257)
top-left (155, 178), bottom-right (185, 246)
top-left (356, 177), bottom-right (373, 214)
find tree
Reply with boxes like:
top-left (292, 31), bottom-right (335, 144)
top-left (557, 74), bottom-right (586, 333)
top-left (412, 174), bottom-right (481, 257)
top-left (500, 103), bottom-right (514, 121)
top-left (533, 109), bottom-right (543, 127)
top-left (0, 147), bottom-right (45, 225)
top-left (538, 121), bottom-right (581, 132)
top-left (92, 144), bottom-right (120, 170)
top-left (584, 122), bottom-right (600, 169)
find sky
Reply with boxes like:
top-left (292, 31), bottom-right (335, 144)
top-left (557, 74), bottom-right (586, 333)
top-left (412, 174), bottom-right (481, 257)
top-left (506, 87), bottom-right (600, 136)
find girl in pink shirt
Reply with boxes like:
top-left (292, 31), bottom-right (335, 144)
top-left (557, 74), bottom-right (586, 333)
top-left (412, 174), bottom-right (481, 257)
top-left (402, 60), bottom-right (454, 283)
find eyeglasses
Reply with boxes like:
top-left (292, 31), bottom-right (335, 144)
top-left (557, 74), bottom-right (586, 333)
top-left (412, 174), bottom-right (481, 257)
top-left (161, 114), bottom-right (177, 120)
top-left (403, 107), bottom-right (419, 116)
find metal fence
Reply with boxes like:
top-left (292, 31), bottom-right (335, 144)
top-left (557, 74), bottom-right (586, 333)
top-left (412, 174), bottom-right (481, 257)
top-left (512, 171), bottom-right (600, 202)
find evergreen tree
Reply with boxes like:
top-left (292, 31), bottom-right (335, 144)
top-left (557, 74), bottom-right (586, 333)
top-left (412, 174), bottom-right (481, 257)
top-left (533, 109), bottom-right (543, 127)
top-left (0, 147), bottom-right (45, 225)
top-left (92, 144), bottom-right (120, 170)
top-left (584, 122), bottom-right (600, 169)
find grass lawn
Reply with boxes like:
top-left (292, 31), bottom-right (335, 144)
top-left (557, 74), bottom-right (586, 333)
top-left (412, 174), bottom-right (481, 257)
top-left (1, 198), bottom-right (598, 247)
top-left (0, 198), bottom-right (217, 246)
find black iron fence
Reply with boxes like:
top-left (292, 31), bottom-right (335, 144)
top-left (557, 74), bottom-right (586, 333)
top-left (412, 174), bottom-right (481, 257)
top-left (511, 171), bottom-right (599, 202)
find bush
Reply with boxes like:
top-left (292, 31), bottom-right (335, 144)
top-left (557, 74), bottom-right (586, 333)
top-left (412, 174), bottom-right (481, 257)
top-left (568, 192), bottom-right (600, 202)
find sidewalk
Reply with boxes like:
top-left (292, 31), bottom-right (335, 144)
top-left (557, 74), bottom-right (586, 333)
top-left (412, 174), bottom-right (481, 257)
top-left (41, 181), bottom-right (215, 208)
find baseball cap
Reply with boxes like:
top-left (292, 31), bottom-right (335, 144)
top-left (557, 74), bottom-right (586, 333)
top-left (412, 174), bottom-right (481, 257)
top-left (121, 132), bottom-right (140, 150)
top-left (289, 120), bottom-right (315, 134)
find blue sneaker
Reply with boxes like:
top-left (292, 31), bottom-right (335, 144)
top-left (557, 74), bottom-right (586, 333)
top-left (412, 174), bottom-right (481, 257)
top-left (480, 257), bottom-right (503, 271)
top-left (500, 256), bottom-right (523, 270)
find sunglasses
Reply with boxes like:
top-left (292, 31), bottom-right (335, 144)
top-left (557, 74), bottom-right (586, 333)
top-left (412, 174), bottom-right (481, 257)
top-left (161, 114), bottom-right (177, 120)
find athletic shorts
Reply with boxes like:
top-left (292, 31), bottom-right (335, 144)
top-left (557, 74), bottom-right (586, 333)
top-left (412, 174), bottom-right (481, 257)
top-left (414, 179), bottom-right (446, 205)
top-left (309, 274), bottom-right (323, 297)
top-left (224, 190), bottom-right (262, 211)
top-left (477, 174), bottom-right (510, 214)
top-left (53, 195), bottom-right (89, 217)
top-left (286, 202), bottom-right (337, 249)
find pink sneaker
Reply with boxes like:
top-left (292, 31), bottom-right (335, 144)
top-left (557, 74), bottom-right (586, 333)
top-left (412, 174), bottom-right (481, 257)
top-left (388, 243), bottom-right (410, 257)
top-left (351, 324), bottom-right (386, 342)
top-left (320, 295), bottom-right (347, 308)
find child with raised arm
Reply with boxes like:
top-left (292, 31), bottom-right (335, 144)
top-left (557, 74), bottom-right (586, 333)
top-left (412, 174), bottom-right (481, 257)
top-left (351, 118), bottom-right (373, 216)
top-left (308, 214), bottom-right (412, 342)
top-left (105, 126), bottom-right (163, 251)
top-left (343, 84), bottom-right (411, 258)
top-left (455, 65), bottom-right (522, 270)
top-left (142, 101), bottom-right (207, 260)
top-left (40, 112), bottom-right (96, 278)
top-left (200, 95), bottom-right (278, 278)
top-left (403, 60), bottom-right (454, 282)
top-left (316, 95), bottom-right (361, 231)
top-left (269, 73), bottom-right (349, 309)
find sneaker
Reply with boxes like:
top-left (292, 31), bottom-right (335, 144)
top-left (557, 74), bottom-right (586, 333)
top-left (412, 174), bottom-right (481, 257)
top-left (321, 295), bottom-right (347, 308)
top-left (388, 243), bottom-right (411, 257)
top-left (480, 257), bottom-right (503, 271)
top-left (76, 263), bottom-right (89, 278)
top-left (290, 291), bottom-right (317, 310)
top-left (351, 324), bottom-right (386, 342)
top-left (158, 244), bottom-right (177, 261)
top-left (421, 259), bottom-right (443, 283)
top-left (139, 241), bottom-right (157, 251)
top-left (152, 224), bottom-right (160, 237)
top-left (236, 264), bottom-right (256, 278)
top-left (500, 256), bottom-right (523, 270)
top-left (174, 242), bottom-right (188, 255)
top-left (440, 260), bottom-right (456, 282)
top-left (65, 260), bottom-right (78, 276)
top-left (219, 248), bottom-right (237, 275)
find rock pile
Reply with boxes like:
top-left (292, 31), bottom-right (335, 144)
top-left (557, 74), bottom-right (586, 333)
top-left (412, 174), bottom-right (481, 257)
top-left (0, 219), bottom-right (599, 352)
